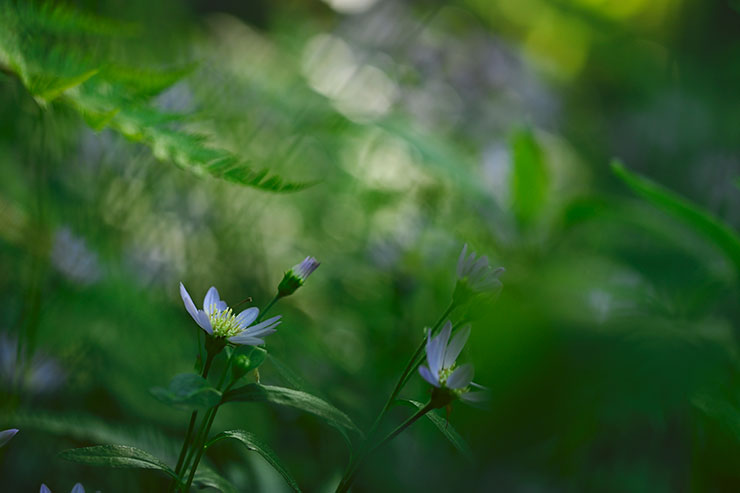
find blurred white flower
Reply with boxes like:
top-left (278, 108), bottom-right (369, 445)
top-left (0, 333), bottom-right (65, 395)
top-left (51, 227), bottom-right (102, 285)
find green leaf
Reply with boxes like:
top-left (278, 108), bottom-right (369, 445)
top-left (194, 464), bottom-right (237, 493)
top-left (398, 400), bottom-right (474, 462)
top-left (0, 3), bottom-right (312, 193)
top-left (510, 128), bottom-right (549, 226)
top-left (235, 346), bottom-right (268, 373)
top-left (150, 373), bottom-right (222, 410)
top-left (222, 384), bottom-right (360, 437)
top-left (207, 430), bottom-right (302, 492)
top-left (612, 160), bottom-right (740, 273)
top-left (59, 445), bottom-right (177, 480)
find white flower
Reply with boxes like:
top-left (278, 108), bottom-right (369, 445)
top-left (0, 428), bottom-right (18, 448)
top-left (418, 321), bottom-right (489, 406)
top-left (179, 283), bottom-right (281, 346)
top-left (40, 483), bottom-right (85, 493)
top-left (456, 243), bottom-right (504, 293)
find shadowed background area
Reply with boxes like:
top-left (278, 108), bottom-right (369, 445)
top-left (1, 0), bottom-right (740, 491)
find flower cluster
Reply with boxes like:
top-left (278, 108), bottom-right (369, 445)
top-left (419, 321), bottom-right (489, 408)
top-left (180, 284), bottom-right (281, 346)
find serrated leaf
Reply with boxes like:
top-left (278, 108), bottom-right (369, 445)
top-left (612, 160), bottom-right (740, 273)
top-left (207, 430), bottom-right (301, 492)
top-left (150, 373), bottom-right (221, 410)
top-left (510, 128), bottom-right (548, 226)
top-left (398, 400), bottom-right (474, 462)
top-left (59, 445), bottom-right (178, 480)
top-left (222, 384), bottom-right (360, 438)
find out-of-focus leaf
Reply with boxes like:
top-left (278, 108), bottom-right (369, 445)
top-left (222, 384), bottom-right (360, 437)
top-left (398, 400), bottom-right (474, 462)
top-left (150, 373), bottom-right (222, 410)
top-left (207, 430), bottom-right (301, 492)
top-left (511, 128), bottom-right (549, 226)
top-left (194, 464), bottom-right (237, 493)
top-left (0, 2), bottom-right (312, 193)
top-left (59, 445), bottom-right (178, 480)
top-left (612, 160), bottom-right (740, 273)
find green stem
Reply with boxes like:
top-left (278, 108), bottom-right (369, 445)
top-left (177, 293), bottom-right (282, 491)
top-left (369, 302), bottom-right (454, 436)
top-left (336, 302), bottom-right (454, 492)
top-left (336, 401), bottom-right (433, 493)
top-left (257, 293), bottom-right (280, 323)
top-left (171, 351), bottom-right (215, 491)
top-left (183, 404), bottom-right (218, 491)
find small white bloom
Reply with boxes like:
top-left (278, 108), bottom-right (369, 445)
top-left (179, 283), bottom-right (280, 346)
top-left (456, 243), bottom-right (504, 293)
top-left (418, 321), bottom-right (489, 405)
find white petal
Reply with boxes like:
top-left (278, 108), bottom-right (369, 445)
top-left (196, 310), bottom-right (213, 334)
top-left (0, 428), bottom-right (18, 447)
top-left (235, 307), bottom-right (259, 329)
top-left (443, 325), bottom-right (470, 368)
top-left (71, 484), bottom-right (85, 493)
top-left (468, 256), bottom-right (489, 280)
top-left (228, 334), bottom-right (265, 346)
top-left (418, 365), bottom-right (440, 387)
top-left (179, 283), bottom-right (200, 321)
top-left (243, 315), bottom-right (282, 337)
top-left (460, 390), bottom-right (490, 406)
top-left (446, 364), bottom-right (474, 389)
top-left (456, 244), bottom-right (468, 278)
top-left (436, 322), bottom-right (453, 370)
top-left (203, 286), bottom-right (221, 315)
top-left (427, 325), bottom-right (449, 377)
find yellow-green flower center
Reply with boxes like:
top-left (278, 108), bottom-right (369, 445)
top-left (208, 307), bottom-right (242, 338)
top-left (438, 365), bottom-right (467, 396)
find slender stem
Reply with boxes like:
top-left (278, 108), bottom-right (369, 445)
top-left (336, 402), bottom-right (434, 493)
top-left (369, 302), bottom-right (454, 436)
top-left (257, 293), bottom-right (280, 323)
top-left (183, 404), bottom-right (218, 491)
top-left (171, 351), bottom-right (215, 491)
top-left (336, 302), bottom-right (454, 492)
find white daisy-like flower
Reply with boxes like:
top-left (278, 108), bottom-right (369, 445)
top-left (418, 321), bottom-right (489, 406)
top-left (179, 283), bottom-right (281, 346)
top-left (456, 243), bottom-right (504, 293)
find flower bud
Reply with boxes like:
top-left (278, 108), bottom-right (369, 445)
top-left (277, 256), bottom-right (320, 297)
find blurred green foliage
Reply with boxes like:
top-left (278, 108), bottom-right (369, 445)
top-left (1, 0), bottom-right (740, 491)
